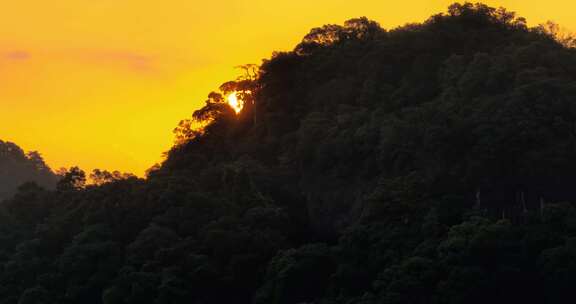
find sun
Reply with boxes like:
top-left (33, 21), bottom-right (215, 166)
top-left (227, 92), bottom-right (243, 114)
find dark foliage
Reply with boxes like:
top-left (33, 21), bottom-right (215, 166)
top-left (2, 3), bottom-right (576, 303)
top-left (0, 141), bottom-right (57, 201)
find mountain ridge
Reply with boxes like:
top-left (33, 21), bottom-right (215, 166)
top-left (0, 140), bottom-right (56, 201)
top-left (3, 2), bottom-right (576, 303)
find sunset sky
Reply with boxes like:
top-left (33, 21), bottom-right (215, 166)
top-left (0, 0), bottom-right (573, 176)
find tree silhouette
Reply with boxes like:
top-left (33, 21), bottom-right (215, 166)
top-left (0, 141), bottom-right (57, 200)
top-left (56, 167), bottom-right (86, 191)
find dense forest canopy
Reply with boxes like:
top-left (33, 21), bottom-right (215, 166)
top-left (0, 140), bottom-right (56, 201)
top-left (3, 2), bottom-right (576, 304)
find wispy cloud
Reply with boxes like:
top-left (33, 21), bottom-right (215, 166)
top-left (0, 47), bottom-right (158, 72)
top-left (75, 50), bottom-right (156, 73)
top-left (4, 51), bottom-right (30, 61)
top-left (0, 47), bottom-right (202, 76)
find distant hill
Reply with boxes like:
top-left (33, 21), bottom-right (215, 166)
top-left (0, 140), bottom-right (57, 200)
top-left (2, 3), bottom-right (576, 304)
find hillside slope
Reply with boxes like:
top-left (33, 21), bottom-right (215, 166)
top-left (0, 140), bottom-right (56, 201)
top-left (3, 3), bottom-right (576, 304)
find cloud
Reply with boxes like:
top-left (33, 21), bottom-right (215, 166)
top-left (0, 48), bottom-right (157, 73)
top-left (0, 47), bottom-right (195, 76)
top-left (3, 51), bottom-right (30, 61)
top-left (69, 49), bottom-right (205, 75)
top-left (79, 50), bottom-right (155, 73)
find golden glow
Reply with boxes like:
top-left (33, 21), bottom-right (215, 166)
top-left (0, 0), bottom-right (574, 176)
top-left (227, 92), bottom-right (243, 114)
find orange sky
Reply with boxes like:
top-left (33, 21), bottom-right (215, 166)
top-left (0, 0), bottom-right (573, 176)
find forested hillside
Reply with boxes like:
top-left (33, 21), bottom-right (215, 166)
top-left (0, 141), bottom-right (56, 201)
top-left (3, 3), bottom-right (576, 303)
